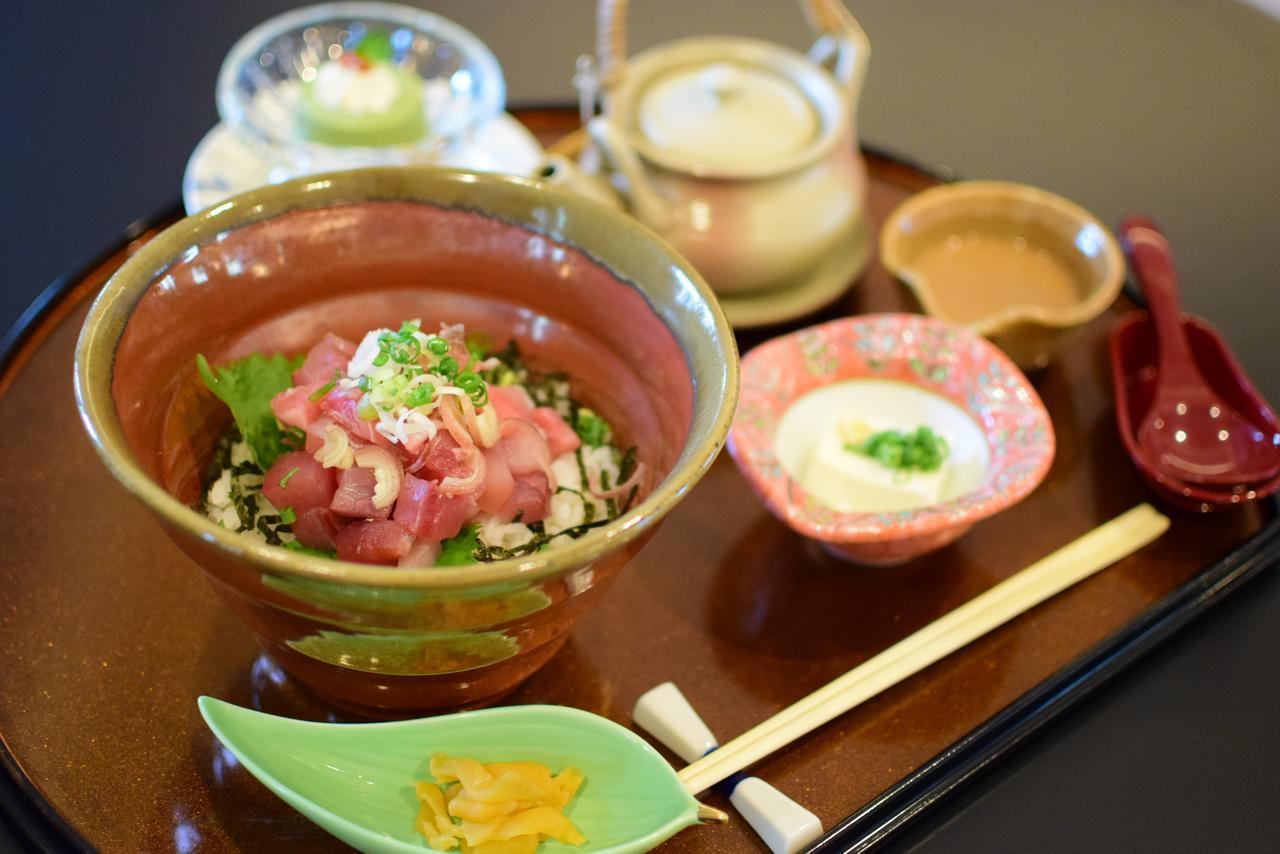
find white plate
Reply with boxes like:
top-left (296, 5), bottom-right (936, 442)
top-left (182, 113), bottom-right (546, 214)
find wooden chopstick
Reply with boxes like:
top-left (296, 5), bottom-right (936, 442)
top-left (677, 503), bottom-right (1170, 795)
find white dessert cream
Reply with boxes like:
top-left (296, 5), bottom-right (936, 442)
top-left (774, 380), bottom-right (989, 513)
top-left (311, 60), bottom-right (405, 114)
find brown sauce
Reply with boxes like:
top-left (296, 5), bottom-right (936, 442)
top-left (911, 232), bottom-right (1087, 322)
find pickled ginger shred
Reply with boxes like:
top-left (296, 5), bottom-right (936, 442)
top-left (414, 753), bottom-right (586, 852)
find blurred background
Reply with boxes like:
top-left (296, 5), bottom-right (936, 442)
top-left (2, 1), bottom-right (1279, 851)
top-left (4, 2), bottom-right (1277, 362)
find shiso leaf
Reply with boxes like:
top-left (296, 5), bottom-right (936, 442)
top-left (197, 352), bottom-right (303, 470)
top-left (437, 524), bottom-right (481, 566)
top-left (352, 29), bottom-right (394, 63)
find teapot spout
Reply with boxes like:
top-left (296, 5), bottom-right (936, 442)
top-left (535, 153), bottom-right (622, 209)
top-left (586, 116), bottom-right (669, 228)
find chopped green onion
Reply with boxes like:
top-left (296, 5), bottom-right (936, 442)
top-left (279, 506), bottom-right (298, 525)
top-left (845, 426), bottom-right (949, 475)
top-left (405, 384), bottom-right (435, 408)
top-left (427, 337), bottom-right (450, 356)
top-left (308, 371), bottom-right (341, 401)
top-left (389, 337), bottom-right (420, 364)
top-left (372, 352), bottom-right (389, 367)
top-left (278, 466), bottom-right (301, 488)
top-left (464, 330), bottom-right (493, 358)
top-left (574, 408), bottom-right (612, 447)
top-left (437, 356), bottom-right (459, 378)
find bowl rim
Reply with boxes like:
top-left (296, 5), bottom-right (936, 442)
top-left (727, 313), bottom-right (1055, 543)
top-left (879, 180), bottom-right (1125, 335)
top-left (74, 166), bottom-right (738, 590)
top-left (216, 0), bottom-right (506, 153)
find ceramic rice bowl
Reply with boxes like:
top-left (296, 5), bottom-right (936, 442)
top-left (75, 167), bottom-right (737, 715)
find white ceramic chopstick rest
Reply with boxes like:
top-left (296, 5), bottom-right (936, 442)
top-left (634, 682), bottom-right (823, 854)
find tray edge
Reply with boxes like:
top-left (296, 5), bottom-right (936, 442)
top-left (811, 510), bottom-right (1280, 853)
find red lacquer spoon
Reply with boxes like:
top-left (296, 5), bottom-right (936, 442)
top-left (1120, 216), bottom-right (1280, 487)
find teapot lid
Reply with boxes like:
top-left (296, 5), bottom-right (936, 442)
top-left (637, 62), bottom-right (819, 170)
top-left (610, 37), bottom-right (847, 179)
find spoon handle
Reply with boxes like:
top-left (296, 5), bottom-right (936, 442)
top-left (635, 682), bottom-right (823, 854)
top-left (1119, 216), bottom-right (1202, 388)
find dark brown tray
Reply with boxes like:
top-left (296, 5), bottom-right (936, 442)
top-left (1, 110), bottom-right (1275, 853)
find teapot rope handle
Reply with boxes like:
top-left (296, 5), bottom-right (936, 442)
top-left (596, 0), bottom-right (629, 100)
top-left (595, 0), bottom-right (868, 103)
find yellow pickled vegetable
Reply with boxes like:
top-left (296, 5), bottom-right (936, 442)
top-left (415, 753), bottom-right (586, 853)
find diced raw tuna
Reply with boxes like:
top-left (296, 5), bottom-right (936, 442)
top-left (294, 333), bottom-right (356, 386)
top-left (531, 406), bottom-right (581, 457)
top-left (330, 466), bottom-right (392, 519)
top-left (263, 451), bottom-right (337, 513)
top-left (413, 431), bottom-right (472, 480)
top-left (393, 473), bottom-right (475, 542)
top-left (488, 385), bottom-right (535, 423)
top-left (334, 519), bottom-right (413, 565)
top-left (270, 384), bottom-right (323, 431)
top-left (319, 388), bottom-right (388, 447)
top-left (476, 446), bottom-right (514, 515)
top-left (304, 417), bottom-right (334, 454)
top-left (498, 471), bottom-right (551, 524)
top-left (499, 419), bottom-right (553, 477)
top-left (291, 507), bottom-right (347, 551)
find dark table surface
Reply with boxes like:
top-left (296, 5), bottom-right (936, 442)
top-left (4, 1), bottom-right (1279, 851)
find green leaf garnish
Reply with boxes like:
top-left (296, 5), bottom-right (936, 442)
top-left (352, 29), bottom-right (394, 63)
top-left (574, 408), bottom-right (613, 447)
top-left (436, 524), bottom-right (482, 566)
top-left (197, 352), bottom-right (302, 469)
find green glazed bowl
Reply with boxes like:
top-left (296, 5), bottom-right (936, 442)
top-left (75, 167), bottom-right (738, 715)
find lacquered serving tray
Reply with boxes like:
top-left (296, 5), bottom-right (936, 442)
top-left (1, 110), bottom-right (1276, 853)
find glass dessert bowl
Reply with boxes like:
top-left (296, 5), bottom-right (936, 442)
top-left (217, 2), bottom-right (506, 178)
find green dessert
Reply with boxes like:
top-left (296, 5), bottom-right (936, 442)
top-left (297, 30), bottom-right (426, 147)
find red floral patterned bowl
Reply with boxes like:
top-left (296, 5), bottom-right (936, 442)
top-left (728, 314), bottom-right (1055, 565)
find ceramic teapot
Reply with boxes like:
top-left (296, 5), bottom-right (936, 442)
top-left (579, 0), bottom-right (870, 300)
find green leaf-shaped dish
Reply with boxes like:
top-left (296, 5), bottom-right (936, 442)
top-left (198, 697), bottom-right (723, 853)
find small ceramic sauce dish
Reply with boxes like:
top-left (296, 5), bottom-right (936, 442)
top-left (729, 314), bottom-right (1055, 565)
top-left (880, 181), bottom-right (1124, 370)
